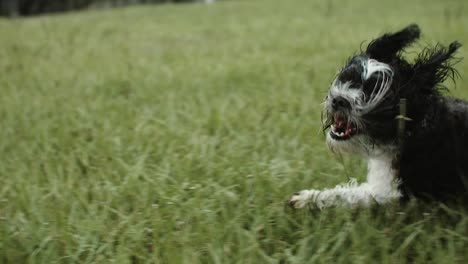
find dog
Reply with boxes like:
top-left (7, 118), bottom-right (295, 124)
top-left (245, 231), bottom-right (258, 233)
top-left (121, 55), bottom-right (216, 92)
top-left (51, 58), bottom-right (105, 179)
top-left (288, 24), bottom-right (468, 210)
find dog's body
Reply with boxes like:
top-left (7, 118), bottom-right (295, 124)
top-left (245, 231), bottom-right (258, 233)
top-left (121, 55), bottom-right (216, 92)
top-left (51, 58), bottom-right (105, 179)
top-left (289, 24), bottom-right (468, 209)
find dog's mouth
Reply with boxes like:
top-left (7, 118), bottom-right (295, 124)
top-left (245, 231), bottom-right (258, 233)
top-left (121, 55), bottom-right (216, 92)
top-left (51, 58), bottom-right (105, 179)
top-left (330, 113), bottom-right (358, 140)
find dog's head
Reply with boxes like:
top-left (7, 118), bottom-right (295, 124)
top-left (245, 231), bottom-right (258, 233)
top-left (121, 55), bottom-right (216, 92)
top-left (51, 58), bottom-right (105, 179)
top-left (324, 24), bottom-right (461, 154)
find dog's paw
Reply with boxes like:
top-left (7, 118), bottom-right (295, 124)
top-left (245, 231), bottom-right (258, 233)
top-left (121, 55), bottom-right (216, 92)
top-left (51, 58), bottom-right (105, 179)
top-left (288, 190), bottom-right (320, 209)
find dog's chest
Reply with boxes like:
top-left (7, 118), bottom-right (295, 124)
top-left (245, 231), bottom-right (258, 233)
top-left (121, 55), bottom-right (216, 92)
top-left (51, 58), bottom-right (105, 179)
top-left (366, 155), bottom-right (401, 202)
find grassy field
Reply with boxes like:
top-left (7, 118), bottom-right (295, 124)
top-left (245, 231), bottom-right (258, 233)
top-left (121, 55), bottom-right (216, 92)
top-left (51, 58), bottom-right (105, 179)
top-left (1, 0), bottom-right (467, 263)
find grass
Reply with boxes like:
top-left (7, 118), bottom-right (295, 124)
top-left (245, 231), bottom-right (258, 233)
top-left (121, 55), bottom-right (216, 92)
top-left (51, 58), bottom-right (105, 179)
top-left (0, 0), bottom-right (467, 263)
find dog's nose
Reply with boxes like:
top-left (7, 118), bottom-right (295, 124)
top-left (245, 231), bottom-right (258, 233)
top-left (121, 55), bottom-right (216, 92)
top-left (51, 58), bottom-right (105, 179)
top-left (331, 96), bottom-right (351, 110)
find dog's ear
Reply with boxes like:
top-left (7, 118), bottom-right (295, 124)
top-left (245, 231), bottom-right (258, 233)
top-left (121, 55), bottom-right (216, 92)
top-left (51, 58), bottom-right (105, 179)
top-left (412, 41), bottom-right (462, 87)
top-left (366, 24), bottom-right (421, 62)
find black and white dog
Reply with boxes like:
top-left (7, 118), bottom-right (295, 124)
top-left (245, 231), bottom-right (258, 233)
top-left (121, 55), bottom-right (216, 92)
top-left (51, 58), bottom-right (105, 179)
top-left (288, 24), bottom-right (468, 209)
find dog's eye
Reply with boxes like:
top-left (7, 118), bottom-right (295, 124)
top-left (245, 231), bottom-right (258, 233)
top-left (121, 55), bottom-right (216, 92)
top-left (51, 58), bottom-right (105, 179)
top-left (363, 75), bottom-right (381, 94)
top-left (348, 85), bottom-right (361, 90)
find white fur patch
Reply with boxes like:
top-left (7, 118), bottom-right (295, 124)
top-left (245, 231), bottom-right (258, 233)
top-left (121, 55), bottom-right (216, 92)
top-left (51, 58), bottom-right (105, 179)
top-left (289, 153), bottom-right (401, 209)
top-left (329, 80), bottom-right (364, 103)
top-left (363, 59), bottom-right (393, 80)
top-left (359, 59), bottom-right (394, 114)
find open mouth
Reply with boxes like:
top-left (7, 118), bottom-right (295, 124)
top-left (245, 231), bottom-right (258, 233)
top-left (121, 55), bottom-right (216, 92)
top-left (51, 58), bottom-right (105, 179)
top-left (330, 114), bottom-right (358, 140)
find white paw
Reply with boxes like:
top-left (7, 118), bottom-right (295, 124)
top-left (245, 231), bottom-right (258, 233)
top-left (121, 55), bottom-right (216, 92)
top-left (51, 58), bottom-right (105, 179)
top-left (288, 189), bottom-right (320, 209)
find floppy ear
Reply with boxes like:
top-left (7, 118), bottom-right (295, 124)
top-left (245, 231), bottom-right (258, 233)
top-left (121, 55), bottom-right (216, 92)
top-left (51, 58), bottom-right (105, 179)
top-left (366, 24), bottom-right (421, 62)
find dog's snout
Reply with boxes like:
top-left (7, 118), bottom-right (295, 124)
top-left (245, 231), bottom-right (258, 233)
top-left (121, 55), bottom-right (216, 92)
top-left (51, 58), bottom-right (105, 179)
top-left (331, 96), bottom-right (351, 110)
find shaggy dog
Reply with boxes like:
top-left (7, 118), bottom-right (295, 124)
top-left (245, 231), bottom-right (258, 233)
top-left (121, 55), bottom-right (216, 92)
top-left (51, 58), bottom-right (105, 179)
top-left (288, 24), bottom-right (467, 209)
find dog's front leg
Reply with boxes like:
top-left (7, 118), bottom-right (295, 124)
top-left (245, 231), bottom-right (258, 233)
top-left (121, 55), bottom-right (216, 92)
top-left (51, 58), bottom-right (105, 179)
top-left (288, 156), bottom-right (401, 209)
top-left (288, 180), bottom-right (375, 209)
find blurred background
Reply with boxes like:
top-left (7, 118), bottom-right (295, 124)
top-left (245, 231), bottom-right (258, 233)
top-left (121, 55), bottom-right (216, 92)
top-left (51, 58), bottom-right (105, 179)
top-left (0, 0), bottom-right (215, 16)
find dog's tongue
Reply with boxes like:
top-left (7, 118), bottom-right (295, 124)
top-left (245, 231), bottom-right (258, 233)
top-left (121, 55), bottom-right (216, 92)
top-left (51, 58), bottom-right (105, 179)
top-left (333, 113), bottom-right (356, 137)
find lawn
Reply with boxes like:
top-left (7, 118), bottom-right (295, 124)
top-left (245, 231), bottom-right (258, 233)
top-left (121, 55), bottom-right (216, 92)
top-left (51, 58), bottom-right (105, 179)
top-left (0, 0), bottom-right (467, 263)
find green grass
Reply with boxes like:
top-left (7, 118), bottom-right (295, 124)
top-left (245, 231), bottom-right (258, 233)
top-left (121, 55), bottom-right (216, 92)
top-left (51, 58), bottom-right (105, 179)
top-left (1, 0), bottom-right (468, 263)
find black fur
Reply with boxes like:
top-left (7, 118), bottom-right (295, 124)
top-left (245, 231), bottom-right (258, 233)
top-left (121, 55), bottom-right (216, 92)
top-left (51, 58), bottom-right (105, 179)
top-left (366, 23), bottom-right (421, 63)
top-left (400, 97), bottom-right (468, 201)
top-left (333, 24), bottom-right (467, 202)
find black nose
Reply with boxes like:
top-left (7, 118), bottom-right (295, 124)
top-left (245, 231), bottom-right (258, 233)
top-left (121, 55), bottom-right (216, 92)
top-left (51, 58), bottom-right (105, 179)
top-left (331, 96), bottom-right (351, 110)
